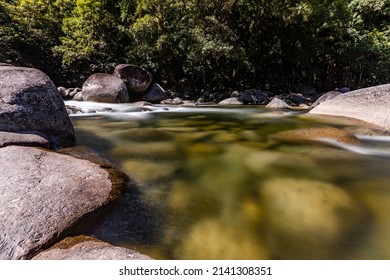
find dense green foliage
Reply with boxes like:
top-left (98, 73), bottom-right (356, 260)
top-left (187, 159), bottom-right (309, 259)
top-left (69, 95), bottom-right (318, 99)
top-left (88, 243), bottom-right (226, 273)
top-left (1, 0), bottom-right (389, 96)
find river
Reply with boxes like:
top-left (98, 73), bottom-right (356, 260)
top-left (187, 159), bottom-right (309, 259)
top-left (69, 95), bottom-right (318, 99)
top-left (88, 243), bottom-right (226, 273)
top-left (66, 101), bottom-right (390, 260)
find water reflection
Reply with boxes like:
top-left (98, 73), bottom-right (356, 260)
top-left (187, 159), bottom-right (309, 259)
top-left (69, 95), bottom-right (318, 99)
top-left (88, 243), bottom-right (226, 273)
top-left (69, 104), bottom-right (390, 259)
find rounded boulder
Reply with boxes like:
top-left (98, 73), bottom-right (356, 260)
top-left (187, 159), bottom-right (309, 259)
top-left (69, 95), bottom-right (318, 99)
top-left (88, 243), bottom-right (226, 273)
top-left (0, 66), bottom-right (75, 148)
top-left (113, 64), bottom-right (153, 99)
top-left (82, 73), bottom-right (129, 103)
top-left (142, 83), bottom-right (167, 103)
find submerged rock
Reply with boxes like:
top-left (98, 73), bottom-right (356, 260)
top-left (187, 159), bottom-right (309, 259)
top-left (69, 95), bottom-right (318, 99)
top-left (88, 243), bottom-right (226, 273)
top-left (174, 218), bottom-right (270, 260)
top-left (244, 151), bottom-right (283, 173)
top-left (0, 66), bottom-right (75, 148)
top-left (272, 126), bottom-right (362, 145)
top-left (309, 84), bottom-right (390, 129)
top-left (111, 141), bottom-right (177, 160)
top-left (123, 159), bottom-right (178, 184)
top-left (259, 177), bottom-right (368, 259)
top-left (32, 236), bottom-right (152, 260)
top-left (0, 146), bottom-right (126, 259)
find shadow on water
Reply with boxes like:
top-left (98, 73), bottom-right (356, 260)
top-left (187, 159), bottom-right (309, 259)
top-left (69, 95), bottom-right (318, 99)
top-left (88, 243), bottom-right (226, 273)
top-left (59, 125), bottom-right (167, 258)
top-left (85, 181), bottom-right (165, 254)
top-left (54, 180), bottom-right (166, 258)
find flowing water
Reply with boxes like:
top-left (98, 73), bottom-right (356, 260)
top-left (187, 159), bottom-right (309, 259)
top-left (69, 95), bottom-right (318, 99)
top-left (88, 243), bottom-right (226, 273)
top-left (67, 101), bottom-right (390, 260)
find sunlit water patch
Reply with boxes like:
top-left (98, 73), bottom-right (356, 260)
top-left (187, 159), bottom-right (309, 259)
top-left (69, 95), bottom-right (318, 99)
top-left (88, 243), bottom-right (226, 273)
top-left (67, 101), bottom-right (390, 260)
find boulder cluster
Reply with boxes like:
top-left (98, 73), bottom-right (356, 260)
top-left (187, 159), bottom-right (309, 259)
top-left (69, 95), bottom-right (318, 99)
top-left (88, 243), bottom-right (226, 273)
top-left (0, 64), bottom-right (151, 260)
top-left (58, 63), bottom-right (352, 108)
top-left (57, 61), bottom-right (390, 131)
top-left (59, 62), bottom-right (390, 131)
top-left (60, 64), bottom-right (167, 104)
top-left (218, 87), bottom-right (348, 109)
top-left (217, 84), bottom-right (390, 132)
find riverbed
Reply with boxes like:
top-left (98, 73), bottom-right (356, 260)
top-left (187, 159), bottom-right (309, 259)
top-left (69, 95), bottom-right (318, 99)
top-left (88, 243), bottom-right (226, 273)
top-left (67, 101), bottom-right (390, 260)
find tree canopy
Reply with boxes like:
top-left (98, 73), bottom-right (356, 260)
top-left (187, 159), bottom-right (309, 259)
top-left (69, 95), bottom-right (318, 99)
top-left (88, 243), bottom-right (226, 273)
top-left (1, 0), bottom-right (389, 96)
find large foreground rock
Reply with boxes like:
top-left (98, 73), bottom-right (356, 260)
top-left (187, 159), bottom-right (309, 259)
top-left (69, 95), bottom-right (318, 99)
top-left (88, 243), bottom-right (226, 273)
top-left (0, 146), bottom-right (126, 259)
top-left (33, 236), bottom-right (152, 260)
top-left (309, 84), bottom-right (390, 129)
top-left (82, 73), bottom-right (129, 103)
top-left (0, 66), bottom-right (75, 148)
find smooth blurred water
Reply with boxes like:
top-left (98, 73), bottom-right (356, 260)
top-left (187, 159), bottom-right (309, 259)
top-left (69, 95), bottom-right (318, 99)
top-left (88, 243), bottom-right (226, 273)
top-left (68, 101), bottom-right (390, 260)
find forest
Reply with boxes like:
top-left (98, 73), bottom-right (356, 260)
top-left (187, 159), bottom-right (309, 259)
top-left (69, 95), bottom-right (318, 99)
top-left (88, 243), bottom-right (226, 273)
top-left (1, 0), bottom-right (389, 98)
